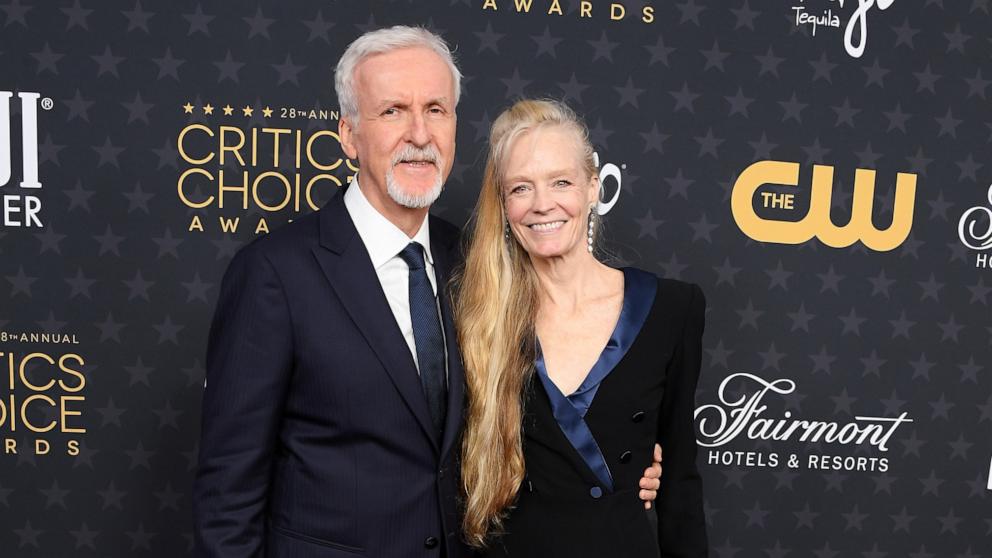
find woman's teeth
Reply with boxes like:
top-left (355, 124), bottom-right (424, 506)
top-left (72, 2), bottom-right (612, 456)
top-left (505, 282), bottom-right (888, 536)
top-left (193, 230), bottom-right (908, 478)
top-left (529, 221), bottom-right (565, 232)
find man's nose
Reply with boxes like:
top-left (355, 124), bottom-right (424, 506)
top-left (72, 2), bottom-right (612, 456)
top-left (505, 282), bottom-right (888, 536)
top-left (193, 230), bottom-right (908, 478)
top-left (406, 111), bottom-right (430, 146)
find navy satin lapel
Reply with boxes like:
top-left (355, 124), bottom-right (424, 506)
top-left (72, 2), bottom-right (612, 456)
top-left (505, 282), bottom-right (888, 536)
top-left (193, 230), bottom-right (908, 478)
top-left (431, 230), bottom-right (465, 462)
top-left (533, 267), bottom-right (659, 493)
top-left (535, 352), bottom-right (615, 491)
top-left (312, 192), bottom-right (439, 451)
top-left (567, 267), bottom-right (658, 416)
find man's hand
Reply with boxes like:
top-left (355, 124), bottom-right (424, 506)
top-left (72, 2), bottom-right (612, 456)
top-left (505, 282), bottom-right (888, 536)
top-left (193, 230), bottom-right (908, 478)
top-left (639, 443), bottom-right (663, 510)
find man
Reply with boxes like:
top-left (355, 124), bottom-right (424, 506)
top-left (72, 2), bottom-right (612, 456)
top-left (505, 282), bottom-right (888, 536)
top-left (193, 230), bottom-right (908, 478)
top-left (193, 26), bottom-right (660, 558)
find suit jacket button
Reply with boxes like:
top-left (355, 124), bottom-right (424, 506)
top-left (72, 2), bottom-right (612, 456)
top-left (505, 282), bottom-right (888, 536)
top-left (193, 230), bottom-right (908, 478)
top-left (631, 411), bottom-right (645, 423)
top-left (424, 536), bottom-right (439, 549)
top-left (589, 486), bottom-right (602, 499)
top-left (619, 450), bottom-right (632, 464)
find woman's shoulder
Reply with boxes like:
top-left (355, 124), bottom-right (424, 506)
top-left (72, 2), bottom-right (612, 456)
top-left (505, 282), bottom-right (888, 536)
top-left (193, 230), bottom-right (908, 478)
top-left (623, 266), bottom-right (705, 308)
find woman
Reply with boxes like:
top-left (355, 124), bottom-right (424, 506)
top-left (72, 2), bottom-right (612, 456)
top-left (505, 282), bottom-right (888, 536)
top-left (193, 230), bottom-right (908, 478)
top-left (455, 99), bottom-right (708, 557)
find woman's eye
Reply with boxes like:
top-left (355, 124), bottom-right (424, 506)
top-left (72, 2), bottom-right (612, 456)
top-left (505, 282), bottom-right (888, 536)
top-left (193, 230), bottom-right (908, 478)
top-left (510, 185), bottom-right (527, 194)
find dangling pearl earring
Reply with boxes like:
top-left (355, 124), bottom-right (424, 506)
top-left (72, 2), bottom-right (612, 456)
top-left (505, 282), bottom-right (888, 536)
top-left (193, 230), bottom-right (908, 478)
top-left (587, 206), bottom-right (596, 253)
top-left (504, 220), bottom-right (510, 241)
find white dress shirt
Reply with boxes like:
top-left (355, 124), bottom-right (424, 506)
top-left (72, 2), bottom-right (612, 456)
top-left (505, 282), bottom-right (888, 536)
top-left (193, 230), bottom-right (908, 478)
top-left (344, 177), bottom-right (443, 374)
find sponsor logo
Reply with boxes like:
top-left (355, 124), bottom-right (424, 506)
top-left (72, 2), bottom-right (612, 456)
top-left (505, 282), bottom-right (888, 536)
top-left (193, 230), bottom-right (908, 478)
top-left (790, 0), bottom-right (896, 58)
top-left (696, 373), bottom-right (913, 472)
top-left (958, 183), bottom-right (992, 269)
top-left (731, 160), bottom-right (916, 251)
top-left (594, 151), bottom-right (622, 216)
top-left (1, 91), bottom-right (53, 228)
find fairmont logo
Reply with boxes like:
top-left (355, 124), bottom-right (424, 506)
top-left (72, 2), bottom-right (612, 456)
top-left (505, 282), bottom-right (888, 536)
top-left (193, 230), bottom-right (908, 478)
top-left (695, 373), bottom-right (913, 452)
top-left (957, 183), bottom-right (992, 269)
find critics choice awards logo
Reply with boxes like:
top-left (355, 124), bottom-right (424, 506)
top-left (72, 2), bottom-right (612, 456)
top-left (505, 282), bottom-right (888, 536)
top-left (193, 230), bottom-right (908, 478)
top-left (1, 333), bottom-right (88, 458)
top-left (175, 100), bottom-right (354, 235)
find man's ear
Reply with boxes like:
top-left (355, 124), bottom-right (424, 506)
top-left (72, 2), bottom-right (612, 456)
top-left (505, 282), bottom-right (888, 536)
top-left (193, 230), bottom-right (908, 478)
top-left (339, 116), bottom-right (358, 160)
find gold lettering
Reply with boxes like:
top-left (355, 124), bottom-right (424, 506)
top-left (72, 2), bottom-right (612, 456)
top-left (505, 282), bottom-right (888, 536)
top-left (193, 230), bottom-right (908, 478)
top-left (178, 168), bottom-right (215, 208)
top-left (263, 127), bottom-right (291, 167)
top-left (178, 124), bottom-right (214, 164)
top-left (60, 396), bottom-right (86, 434)
top-left (219, 216), bottom-right (240, 233)
top-left (219, 126), bottom-right (247, 166)
top-left (611, 3), bottom-right (625, 20)
top-left (21, 394), bottom-right (56, 433)
top-left (252, 171), bottom-right (292, 212)
top-left (306, 130), bottom-right (343, 171)
top-left (255, 218), bottom-right (270, 234)
top-left (548, 0), bottom-right (563, 15)
top-left (58, 354), bottom-right (85, 392)
top-left (514, 0), bottom-right (533, 11)
top-left (580, 1), bottom-right (592, 17)
top-left (642, 6), bottom-right (654, 23)
top-left (218, 170), bottom-right (249, 209)
top-left (483, 0), bottom-right (498, 9)
top-left (189, 215), bottom-right (204, 232)
top-left (19, 352), bottom-right (55, 391)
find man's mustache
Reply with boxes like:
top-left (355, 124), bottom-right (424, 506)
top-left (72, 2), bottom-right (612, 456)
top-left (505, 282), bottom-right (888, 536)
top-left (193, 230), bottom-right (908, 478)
top-left (392, 145), bottom-right (441, 166)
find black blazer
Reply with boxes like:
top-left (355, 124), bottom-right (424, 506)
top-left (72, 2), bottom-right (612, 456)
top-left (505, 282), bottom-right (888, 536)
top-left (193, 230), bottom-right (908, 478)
top-left (193, 187), bottom-right (471, 558)
top-left (482, 277), bottom-right (708, 558)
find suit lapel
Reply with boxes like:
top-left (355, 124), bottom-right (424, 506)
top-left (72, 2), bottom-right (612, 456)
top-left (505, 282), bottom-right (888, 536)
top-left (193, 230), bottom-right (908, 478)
top-left (312, 190), bottom-right (439, 451)
top-left (430, 220), bottom-right (465, 462)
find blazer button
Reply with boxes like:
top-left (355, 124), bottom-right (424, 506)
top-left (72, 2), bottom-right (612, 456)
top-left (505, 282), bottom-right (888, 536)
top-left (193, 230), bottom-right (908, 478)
top-left (631, 411), bottom-right (645, 423)
top-left (619, 450), bottom-right (632, 464)
top-left (589, 486), bottom-right (602, 499)
top-left (424, 536), bottom-right (439, 549)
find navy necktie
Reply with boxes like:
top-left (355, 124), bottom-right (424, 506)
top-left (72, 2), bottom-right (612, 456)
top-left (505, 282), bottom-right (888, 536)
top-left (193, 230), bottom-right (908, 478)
top-left (398, 242), bottom-right (447, 435)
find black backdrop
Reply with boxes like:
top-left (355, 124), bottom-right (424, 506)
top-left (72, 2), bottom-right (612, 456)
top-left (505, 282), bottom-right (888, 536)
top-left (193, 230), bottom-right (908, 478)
top-left (2, 1), bottom-right (991, 556)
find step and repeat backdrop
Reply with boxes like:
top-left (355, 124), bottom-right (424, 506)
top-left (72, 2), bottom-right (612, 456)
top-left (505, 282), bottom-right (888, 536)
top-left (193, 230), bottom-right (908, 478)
top-left (2, 0), bottom-right (990, 556)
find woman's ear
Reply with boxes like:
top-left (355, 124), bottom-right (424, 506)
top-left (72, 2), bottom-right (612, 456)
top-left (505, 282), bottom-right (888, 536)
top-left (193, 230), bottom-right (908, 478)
top-left (588, 173), bottom-right (601, 207)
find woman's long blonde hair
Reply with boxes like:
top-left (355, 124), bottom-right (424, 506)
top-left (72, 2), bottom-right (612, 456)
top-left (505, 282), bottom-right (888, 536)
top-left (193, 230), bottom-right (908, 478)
top-left (455, 99), bottom-right (598, 547)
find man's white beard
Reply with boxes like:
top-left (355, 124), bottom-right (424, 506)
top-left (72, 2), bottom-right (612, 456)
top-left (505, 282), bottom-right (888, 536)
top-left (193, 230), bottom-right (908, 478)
top-left (386, 167), bottom-right (444, 209)
top-left (386, 144), bottom-right (445, 209)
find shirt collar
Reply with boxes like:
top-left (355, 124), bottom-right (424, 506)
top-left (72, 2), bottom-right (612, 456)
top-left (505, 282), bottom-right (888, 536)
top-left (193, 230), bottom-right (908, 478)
top-left (343, 175), bottom-right (433, 269)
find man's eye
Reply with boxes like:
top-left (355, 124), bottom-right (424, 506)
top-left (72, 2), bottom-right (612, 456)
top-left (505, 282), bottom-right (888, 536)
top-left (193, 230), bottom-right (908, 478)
top-left (382, 108), bottom-right (397, 116)
top-left (555, 180), bottom-right (572, 187)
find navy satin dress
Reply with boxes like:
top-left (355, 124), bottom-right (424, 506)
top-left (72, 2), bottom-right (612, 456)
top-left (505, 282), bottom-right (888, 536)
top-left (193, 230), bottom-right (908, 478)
top-left (480, 268), bottom-right (709, 558)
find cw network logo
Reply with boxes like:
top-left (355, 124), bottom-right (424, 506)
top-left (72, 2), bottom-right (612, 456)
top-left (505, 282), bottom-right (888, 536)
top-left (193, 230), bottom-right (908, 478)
top-left (1, 90), bottom-right (51, 228)
top-left (731, 160), bottom-right (917, 252)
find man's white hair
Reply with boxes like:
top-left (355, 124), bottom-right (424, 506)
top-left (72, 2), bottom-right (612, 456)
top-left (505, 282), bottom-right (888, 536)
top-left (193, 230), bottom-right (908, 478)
top-left (335, 26), bottom-right (462, 125)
